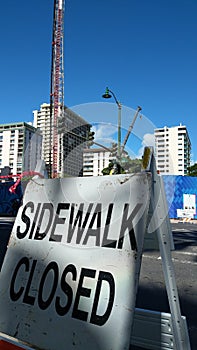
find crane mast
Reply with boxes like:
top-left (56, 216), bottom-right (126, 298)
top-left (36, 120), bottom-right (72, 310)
top-left (50, 0), bottom-right (65, 178)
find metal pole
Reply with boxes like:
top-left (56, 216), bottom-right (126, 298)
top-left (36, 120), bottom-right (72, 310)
top-left (117, 103), bottom-right (121, 159)
top-left (107, 89), bottom-right (121, 160)
top-left (102, 88), bottom-right (121, 170)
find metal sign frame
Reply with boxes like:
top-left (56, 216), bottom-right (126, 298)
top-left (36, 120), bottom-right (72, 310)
top-left (130, 147), bottom-right (191, 350)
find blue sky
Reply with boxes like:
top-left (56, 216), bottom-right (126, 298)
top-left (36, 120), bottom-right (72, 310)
top-left (0, 0), bottom-right (197, 162)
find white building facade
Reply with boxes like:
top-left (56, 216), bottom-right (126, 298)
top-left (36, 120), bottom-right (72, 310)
top-left (83, 148), bottom-right (111, 176)
top-left (33, 103), bottom-right (90, 177)
top-left (154, 124), bottom-right (191, 175)
top-left (0, 122), bottom-right (42, 175)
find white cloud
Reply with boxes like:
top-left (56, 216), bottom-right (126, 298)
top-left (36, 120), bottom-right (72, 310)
top-left (91, 122), bottom-right (155, 158)
top-left (92, 123), bottom-right (117, 144)
top-left (137, 133), bottom-right (155, 157)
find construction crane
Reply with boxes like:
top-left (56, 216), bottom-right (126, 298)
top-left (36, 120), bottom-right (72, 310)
top-left (120, 106), bottom-right (142, 156)
top-left (49, 0), bottom-right (65, 178)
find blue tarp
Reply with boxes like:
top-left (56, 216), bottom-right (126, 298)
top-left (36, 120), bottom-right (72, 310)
top-left (162, 175), bottom-right (197, 219)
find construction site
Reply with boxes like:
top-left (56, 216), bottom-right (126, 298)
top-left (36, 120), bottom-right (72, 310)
top-left (0, 1), bottom-right (195, 350)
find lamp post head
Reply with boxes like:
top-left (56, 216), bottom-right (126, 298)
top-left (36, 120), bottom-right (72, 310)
top-left (102, 87), bottom-right (112, 99)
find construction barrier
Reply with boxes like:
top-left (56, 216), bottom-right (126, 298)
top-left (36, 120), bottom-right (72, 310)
top-left (0, 172), bottom-right (151, 350)
top-left (0, 340), bottom-right (27, 350)
top-left (0, 149), bottom-right (191, 349)
top-left (0, 340), bottom-right (22, 350)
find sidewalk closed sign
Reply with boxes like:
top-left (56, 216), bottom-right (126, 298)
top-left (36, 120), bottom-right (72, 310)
top-left (0, 173), bottom-right (151, 350)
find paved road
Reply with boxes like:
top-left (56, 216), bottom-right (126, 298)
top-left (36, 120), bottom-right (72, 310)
top-left (133, 222), bottom-right (197, 350)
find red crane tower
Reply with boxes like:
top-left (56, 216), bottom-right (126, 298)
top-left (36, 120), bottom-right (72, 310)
top-left (50, 0), bottom-right (65, 178)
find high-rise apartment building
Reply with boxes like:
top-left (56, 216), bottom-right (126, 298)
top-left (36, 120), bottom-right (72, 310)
top-left (83, 148), bottom-right (111, 176)
top-left (0, 122), bottom-right (42, 175)
top-left (154, 124), bottom-right (191, 175)
top-left (33, 103), bottom-right (90, 177)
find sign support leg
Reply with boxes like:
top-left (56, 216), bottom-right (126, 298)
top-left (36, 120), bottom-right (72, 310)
top-left (148, 151), bottom-right (191, 350)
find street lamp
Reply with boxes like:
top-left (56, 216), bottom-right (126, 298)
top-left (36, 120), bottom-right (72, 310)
top-left (102, 87), bottom-right (121, 159)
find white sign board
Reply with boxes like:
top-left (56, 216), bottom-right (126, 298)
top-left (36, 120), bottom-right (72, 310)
top-left (177, 209), bottom-right (194, 219)
top-left (183, 194), bottom-right (196, 214)
top-left (0, 174), bottom-right (151, 350)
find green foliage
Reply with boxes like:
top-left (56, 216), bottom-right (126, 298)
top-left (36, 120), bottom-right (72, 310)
top-left (101, 142), bottom-right (142, 175)
top-left (187, 163), bottom-right (197, 177)
top-left (102, 157), bottom-right (142, 175)
top-left (102, 162), bottom-right (114, 175)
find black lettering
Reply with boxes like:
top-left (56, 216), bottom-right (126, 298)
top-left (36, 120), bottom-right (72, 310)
top-left (34, 203), bottom-right (54, 240)
top-left (16, 202), bottom-right (34, 239)
top-left (118, 203), bottom-right (142, 251)
top-left (90, 271), bottom-right (115, 326)
top-left (72, 268), bottom-right (96, 321)
top-left (29, 203), bottom-right (41, 239)
top-left (68, 203), bottom-right (93, 244)
top-left (23, 259), bottom-right (37, 305)
top-left (10, 257), bottom-right (29, 301)
top-left (38, 261), bottom-right (59, 310)
top-left (50, 203), bottom-right (70, 242)
top-left (83, 204), bottom-right (101, 246)
top-left (102, 203), bottom-right (117, 248)
top-left (55, 264), bottom-right (77, 316)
